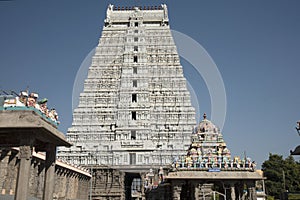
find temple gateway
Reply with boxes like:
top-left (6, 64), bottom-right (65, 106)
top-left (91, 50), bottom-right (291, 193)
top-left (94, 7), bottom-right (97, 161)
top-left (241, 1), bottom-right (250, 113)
top-left (57, 4), bottom-right (265, 200)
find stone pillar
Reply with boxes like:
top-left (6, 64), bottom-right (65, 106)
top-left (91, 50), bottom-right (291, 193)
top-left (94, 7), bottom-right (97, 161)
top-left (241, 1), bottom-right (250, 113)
top-left (187, 181), bottom-right (197, 200)
top-left (172, 180), bottom-right (184, 200)
top-left (1, 149), bottom-right (17, 195)
top-left (230, 183), bottom-right (236, 200)
top-left (247, 181), bottom-right (257, 200)
top-left (0, 149), bottom-right (9, 194)
top-left (140, 172), bottom-right (147, 200)
top-left (236, 181), bottom-right (244, 200)
top-left (43, 144), bottom-right (56, 200)
top-left (15, 145), bottom-right (32, 200)
top-left (194, 183), bottom-right (201, 200)
top-left (199, 183), bottom-right (213, 200)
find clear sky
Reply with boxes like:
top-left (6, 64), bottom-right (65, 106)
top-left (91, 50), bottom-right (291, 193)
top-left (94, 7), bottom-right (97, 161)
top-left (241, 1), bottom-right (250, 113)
top-left (0, 0), bottom-right (299, 168)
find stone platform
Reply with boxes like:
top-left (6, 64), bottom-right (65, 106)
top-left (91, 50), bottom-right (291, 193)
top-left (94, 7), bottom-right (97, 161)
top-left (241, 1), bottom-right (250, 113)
top-left (0, 109), bottom-right (71, 200)
top-left (0, 109), bottom-right (70, 151)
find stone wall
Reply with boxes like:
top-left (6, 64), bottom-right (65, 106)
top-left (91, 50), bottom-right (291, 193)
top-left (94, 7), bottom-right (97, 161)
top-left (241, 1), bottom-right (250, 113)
top-left (0, 148), bottom-right (90, 200)
top-left (90, 166), bottom-right (125, 200)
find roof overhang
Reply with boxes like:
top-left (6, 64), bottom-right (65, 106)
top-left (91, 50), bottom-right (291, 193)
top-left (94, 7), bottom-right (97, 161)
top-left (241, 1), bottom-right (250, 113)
top-left (0, 110), bottom-right (71, 151)
top-left (166, 170), bottom-right (265, 180)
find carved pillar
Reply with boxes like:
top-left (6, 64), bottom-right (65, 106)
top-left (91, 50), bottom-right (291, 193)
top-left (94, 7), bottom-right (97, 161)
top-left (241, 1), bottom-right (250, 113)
top-left (222, 182), bottom-right (231, 200)
top-left (43, 144), bottom-right (56, 200)
top-left (15, 145), bottom-right (32, 200)
top-left (230, 183), bottom-right (236, 200)
top-left (194, 182), bottom-right (204, 200)
top-left (194, 183), bottom-right (200, 200)
top-left (140, 172), bottom-right (147, 200)
top-left (247, 181), bottom-right (257, 200)
top-left (0, 149), bottom-right (9, 194)
top-left (172, 180), bottom-right (183, 200)
top-left (237, 181), bottom-right (245, 200)
top-left (2, 149), bottom-right (13, 195)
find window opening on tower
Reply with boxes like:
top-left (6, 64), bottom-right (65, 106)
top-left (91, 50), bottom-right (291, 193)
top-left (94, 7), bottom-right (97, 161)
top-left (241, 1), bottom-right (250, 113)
top-left (132, 94), bottom-right (137, 102)
top-left (133, 80), bottom-right (137, 87)
top-left (130, 153), bottom-right (136, 164)
top-left (133, 67), bottom-right (137, 74)
top-left (131, 130), bottom-right (136, 140)
top-left (132, 111), bottom-right (137, 120)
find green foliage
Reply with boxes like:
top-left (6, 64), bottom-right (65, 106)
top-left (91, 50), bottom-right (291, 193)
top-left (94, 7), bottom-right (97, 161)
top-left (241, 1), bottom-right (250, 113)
top-left (266, 196), bottom-right (275, 200)
top-left (288, 193), bottom-right (300, 200)
top-left (262, 153), bottom-right (300, 199)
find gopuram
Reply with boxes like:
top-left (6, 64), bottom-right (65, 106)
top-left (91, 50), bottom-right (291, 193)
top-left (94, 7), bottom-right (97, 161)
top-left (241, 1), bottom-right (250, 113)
top-left (58, 4), bottom-right (196, 200)
top-left (56, 4), bottom-right (265, 200)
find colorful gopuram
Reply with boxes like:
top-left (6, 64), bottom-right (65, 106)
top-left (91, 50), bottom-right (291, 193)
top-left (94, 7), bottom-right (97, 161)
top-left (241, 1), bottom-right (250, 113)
top-left (172, 113), bottom-right (255, 171)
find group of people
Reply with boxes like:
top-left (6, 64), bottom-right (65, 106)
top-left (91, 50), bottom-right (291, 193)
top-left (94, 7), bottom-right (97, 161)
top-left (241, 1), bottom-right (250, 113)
top-left (3, 91), bottom-right (59, 124)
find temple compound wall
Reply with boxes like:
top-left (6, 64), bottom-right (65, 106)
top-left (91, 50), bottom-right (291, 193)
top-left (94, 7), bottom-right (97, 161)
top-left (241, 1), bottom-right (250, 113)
top-left (0, 148), bottom-right (90, 200)
top-left (90, 166), bottom-right (125, 200)
top-left (87, 166), bottom-right (265, 200)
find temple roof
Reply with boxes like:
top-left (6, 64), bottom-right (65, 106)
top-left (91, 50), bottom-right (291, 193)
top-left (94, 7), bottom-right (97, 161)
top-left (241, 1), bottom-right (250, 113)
top-left (170, 113), bottom-right (258, 172)
top-left (196, 113), bottom-right (220, 134)
top-left (104, 4), bottom-right (169, 25)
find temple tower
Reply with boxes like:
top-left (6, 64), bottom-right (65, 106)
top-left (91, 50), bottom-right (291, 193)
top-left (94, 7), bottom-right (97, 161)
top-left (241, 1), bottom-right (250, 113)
top-left (58, 4), bottom-right (196, 170)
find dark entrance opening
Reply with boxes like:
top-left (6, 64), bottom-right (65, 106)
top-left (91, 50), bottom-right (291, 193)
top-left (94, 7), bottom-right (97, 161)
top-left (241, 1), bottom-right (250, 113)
top-left (180, 181), bottom-right (195, 200)
top-left (125, 172), bottom-right (142, 200)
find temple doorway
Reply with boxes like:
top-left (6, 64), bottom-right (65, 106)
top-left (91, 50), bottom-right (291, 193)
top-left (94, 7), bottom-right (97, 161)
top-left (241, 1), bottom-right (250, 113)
top-left (125, 172), bottom-right (142, 200)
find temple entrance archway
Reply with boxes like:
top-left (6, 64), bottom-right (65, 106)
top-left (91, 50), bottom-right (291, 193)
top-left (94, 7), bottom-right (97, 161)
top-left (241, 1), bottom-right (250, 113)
top-left (124, 172), bottom-right (142, 200)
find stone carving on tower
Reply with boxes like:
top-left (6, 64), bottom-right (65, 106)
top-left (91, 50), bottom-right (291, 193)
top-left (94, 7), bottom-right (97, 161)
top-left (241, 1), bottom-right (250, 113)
top-left (58, 5), bottom-right (196, 169)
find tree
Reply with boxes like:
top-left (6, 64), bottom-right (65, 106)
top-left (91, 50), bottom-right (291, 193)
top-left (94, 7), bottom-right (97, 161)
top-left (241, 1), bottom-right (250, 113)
top-left (262, 153), bottom-right (300, 199)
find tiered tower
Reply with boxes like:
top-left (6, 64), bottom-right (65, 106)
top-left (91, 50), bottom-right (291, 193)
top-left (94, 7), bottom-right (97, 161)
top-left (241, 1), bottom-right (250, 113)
top-left (58, 4), bottom-right (196, 169)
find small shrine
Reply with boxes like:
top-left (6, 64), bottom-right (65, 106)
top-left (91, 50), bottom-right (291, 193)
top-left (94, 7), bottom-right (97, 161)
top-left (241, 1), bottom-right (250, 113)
top-left (172, 113), bottom-right (255, 170)
top-left (145, 114), bottom-right (265, 200)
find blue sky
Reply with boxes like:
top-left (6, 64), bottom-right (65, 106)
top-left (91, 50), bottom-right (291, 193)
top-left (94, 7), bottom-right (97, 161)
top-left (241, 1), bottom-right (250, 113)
top-left (0, 0), bottom-right (299, 167)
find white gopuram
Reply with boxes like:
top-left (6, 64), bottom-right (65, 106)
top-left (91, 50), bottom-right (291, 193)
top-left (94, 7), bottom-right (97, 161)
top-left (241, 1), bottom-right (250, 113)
top-left (58, 4), bottom-right (196, 169)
